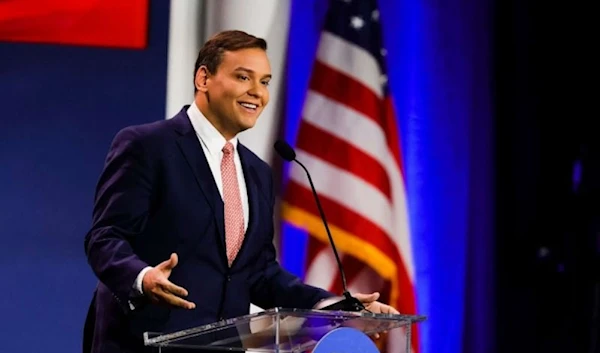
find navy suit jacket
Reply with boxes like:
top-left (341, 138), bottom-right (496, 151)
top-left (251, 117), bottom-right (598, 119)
top-left (83, 107), bottom-right (332, 353)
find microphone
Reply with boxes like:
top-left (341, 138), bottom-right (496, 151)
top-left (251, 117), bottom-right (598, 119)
top-left (274, 140), bottom-right (365, 312)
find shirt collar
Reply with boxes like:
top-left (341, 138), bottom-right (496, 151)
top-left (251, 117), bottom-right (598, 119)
top-left (187, 102), bottom-right (238, 156)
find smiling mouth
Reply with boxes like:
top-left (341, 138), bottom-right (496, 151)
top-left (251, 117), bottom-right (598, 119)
top-left (238, 102), bottom-right (258, 112)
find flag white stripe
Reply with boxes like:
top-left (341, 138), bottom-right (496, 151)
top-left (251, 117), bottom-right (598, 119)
top-left (302, 91), bottom-right (415, 279)
top-left (290, 150), bottom-right (394, 236)
top-left (317, 32), bottom-right (383, 98)
top-left (304, 248), bottom-right (338, 289)
top-left (303, 90), bottom-right (390, 168)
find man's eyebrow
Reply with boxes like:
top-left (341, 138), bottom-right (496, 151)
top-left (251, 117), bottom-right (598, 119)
top-left (234, 67), bottom-right (272, 79)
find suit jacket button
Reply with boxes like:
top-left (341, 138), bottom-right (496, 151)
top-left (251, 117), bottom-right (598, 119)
top-left (227, 276), bottom-right (231, 282)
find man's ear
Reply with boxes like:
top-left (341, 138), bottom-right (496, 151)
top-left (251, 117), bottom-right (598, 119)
top-left (195, 66), bottom-right (210, 92)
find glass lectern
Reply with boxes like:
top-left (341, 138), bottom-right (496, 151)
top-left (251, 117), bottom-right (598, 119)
top-left (144, 308), bottom-right (426, 352)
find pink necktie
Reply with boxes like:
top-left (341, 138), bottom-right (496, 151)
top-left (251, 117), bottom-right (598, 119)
top-left (221, 142), bottom-right (245, 266)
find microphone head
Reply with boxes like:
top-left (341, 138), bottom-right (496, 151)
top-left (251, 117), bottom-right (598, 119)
top-left (274, 140), bottom-right (296, 161)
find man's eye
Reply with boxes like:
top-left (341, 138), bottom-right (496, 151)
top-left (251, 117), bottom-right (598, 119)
top-left (262, 81), bottom-right (270, 87)
top-left (238, 75), bottom-right (249, 81)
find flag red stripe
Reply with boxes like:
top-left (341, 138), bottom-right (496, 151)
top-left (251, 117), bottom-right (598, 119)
top-left (310, 61), bottom-right (382, 128)
top-left (325, 251), bottom-right (367, 295)
top-left (326, 262), bottom-right (345, 295)
top-left (383, 97), bottom-right (406, 176)
top-left (305, 237), bottom-right (328, 266)
top-left (309, 62), bottom-right (405, 175)
top-left (295, 122), bottom-right (392, 200)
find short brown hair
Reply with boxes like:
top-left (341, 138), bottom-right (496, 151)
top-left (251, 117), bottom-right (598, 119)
top-left (194, 30), bottom-right (267, 88)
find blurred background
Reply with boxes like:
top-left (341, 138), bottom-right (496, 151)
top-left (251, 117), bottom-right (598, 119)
top-left (0, 0), bottom-right (596, 352)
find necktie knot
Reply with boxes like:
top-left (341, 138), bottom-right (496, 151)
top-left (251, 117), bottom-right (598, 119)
top-left (222, 142), bottom-right (234, 155)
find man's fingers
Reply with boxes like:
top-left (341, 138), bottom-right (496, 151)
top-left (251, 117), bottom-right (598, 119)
top-left (157, 253), bottom-right (179, 271)
top-left (377, 302), bottom-right (400, 315)
top-left (156, 288), bottom-right (196, 309)
top-left (354, 292), bottom-right (380, 303)
top-left (387, 306), bottom-right (400, 315)
top-left (144, 254), bottom-right (195, 310)
top-left (160, 280), bottom-right (189, 298)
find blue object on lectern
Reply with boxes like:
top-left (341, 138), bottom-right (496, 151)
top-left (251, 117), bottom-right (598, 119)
top-left (313, 327), bottom-right (379, 353)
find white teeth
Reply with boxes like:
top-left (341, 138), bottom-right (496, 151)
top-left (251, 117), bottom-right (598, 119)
top-left (240, 103), bottom-right (257, 109)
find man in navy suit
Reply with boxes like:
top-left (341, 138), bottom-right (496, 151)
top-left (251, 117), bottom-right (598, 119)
top-left (83, 30), bottom-right (396, 353)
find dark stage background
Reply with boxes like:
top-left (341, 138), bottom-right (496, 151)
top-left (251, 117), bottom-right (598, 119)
top-left (494, 0), bottom-right (598, 352)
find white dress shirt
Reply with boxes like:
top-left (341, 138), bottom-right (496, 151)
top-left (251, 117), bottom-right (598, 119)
top-left (131, 102), bottom-right (250, 298)
top-left (186, 102), bottom-right (249, 228)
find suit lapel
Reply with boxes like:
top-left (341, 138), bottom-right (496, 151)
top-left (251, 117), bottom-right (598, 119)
top-left (171, 109), bottom-right (269, 268)
top-left (172, 110), bottom-right (227, 258)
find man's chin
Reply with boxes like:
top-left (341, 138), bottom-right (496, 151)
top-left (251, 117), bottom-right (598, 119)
top-left (238, 120), bottom-right (258, 132)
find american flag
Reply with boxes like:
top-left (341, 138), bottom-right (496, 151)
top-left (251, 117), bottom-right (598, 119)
top-left (281, 0), bottom-right (419, 352)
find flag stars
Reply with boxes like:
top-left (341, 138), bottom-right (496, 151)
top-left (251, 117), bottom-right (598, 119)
top-left (350, 16), bottom-right (365, 30)
top-left (380, 48), bottom-right (387, 57)
top-left (371, 10), bottom-right (380, 22)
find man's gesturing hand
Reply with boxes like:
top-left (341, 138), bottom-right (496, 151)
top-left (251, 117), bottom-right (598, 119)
top-left (142, 253), bottom-right (195, 310)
